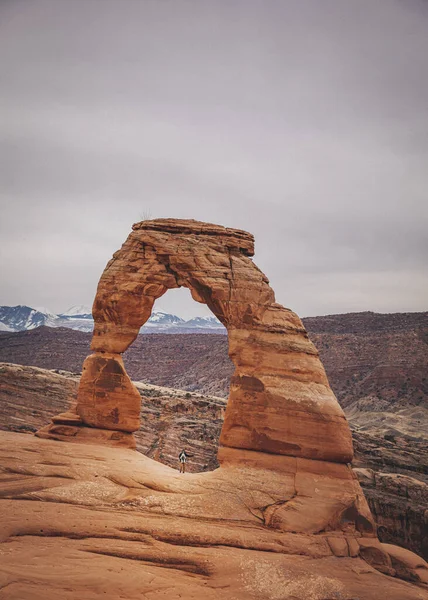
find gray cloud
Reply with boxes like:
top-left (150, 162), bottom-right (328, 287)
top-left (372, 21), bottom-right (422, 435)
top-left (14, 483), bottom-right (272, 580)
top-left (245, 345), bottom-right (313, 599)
top-left (0, 0), bottom-right (427, 319)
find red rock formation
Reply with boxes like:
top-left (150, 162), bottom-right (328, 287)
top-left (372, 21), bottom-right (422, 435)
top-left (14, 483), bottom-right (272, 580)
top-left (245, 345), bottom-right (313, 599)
top-left (39, 219), bottom-right (352, 464)
top-left (1, 431), bottom-right (427, 598)
top-left (35, 219), bottom-right (428, 590)
top-left (76, 353), bottom-right (141, 432)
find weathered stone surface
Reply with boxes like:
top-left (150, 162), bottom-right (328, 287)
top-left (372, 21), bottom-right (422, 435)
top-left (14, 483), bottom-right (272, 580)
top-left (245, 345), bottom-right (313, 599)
top-left (218, 446), bottom-right (375, 535)
top-left (382, 543), bottom-right (428, 584)
top-left (76, 353), bottom-right (141, 432)
top-left (36, 422), bottom-right (136, 448)
top-left (1, 431), bottom-right (428, 599)
top-left (30, 219), bottom-right (428, 595)
top-left (41, 218), bottom-right (353, 463)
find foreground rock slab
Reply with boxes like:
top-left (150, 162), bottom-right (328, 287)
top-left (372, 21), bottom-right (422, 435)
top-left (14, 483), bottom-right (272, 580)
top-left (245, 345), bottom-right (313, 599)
top-left (1, 431), bottom-right (427, 599)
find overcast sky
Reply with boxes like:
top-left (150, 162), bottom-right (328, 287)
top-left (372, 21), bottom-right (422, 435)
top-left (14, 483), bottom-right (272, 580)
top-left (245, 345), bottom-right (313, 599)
top-left (0, 0), bottom-right (427, 319)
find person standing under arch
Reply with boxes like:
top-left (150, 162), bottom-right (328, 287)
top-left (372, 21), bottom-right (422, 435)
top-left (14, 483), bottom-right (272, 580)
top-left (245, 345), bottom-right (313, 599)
top-left (178, 449), bottom-right (189, 473)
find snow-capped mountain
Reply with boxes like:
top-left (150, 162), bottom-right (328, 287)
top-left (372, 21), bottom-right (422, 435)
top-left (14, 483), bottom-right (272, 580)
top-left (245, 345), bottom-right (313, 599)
top-left (34, 306), bottom-right (59, 319)
top-left (144, 310), bottom-right (185, 328)
top-left (182, 316), bottom-right (223, 329)
top-left (0, 305), bottom-right (92, 332)
top-left (0, 305), bottom-right (58, 332)
top-left (57, 305), bottom-right (93, 331)
top-left (142, 312), bottom-right (224, 332)
top-left (59, 305), bottom-right (92, 319)
top-left (0, 305), bottom-right (226, 334)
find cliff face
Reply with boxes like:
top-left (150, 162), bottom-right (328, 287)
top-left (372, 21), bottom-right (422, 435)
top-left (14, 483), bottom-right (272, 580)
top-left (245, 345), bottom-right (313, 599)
top-left (359, 470), bottom-right (428, 562)
top-left (352, 429), bottom-right (428, 560)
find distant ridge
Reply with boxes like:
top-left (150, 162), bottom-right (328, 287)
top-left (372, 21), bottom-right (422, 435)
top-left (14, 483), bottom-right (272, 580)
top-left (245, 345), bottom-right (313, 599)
top-left (303, 310), bottom-right (428, 334)
top-left (1, 305), bottom-right (426, 335)
top-left (0, 304), bottom-right (225, 334)
top-left (59, 305), bottom-right (92, 318)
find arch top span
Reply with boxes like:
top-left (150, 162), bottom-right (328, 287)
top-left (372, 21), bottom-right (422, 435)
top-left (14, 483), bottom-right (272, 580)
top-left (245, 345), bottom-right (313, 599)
top-left (132, 218), bottom-right (255, 256)
top-left (38, 218), bottom-right (354, 465)
top-left (91, 218), bottom-right (265, 354)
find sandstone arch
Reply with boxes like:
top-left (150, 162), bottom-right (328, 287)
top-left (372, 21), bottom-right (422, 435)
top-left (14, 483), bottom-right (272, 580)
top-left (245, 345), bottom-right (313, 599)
top-left (39, 218), bottom-right (353, 465)
top-left (34, 220), bottom-right (428, 587)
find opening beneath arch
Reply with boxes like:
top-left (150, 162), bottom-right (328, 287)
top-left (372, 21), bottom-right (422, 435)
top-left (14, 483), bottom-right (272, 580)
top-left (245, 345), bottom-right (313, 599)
top-left (122, 286), bottom-right (233, 473)
top-left (145, 286), bottom-right (219, 322)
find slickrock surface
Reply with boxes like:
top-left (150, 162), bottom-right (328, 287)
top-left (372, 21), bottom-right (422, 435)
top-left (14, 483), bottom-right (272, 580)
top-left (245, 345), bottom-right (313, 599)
top-left (2, 362), bottom-right (427, 560)
top-left (1, 430), bottom-right (427, 599)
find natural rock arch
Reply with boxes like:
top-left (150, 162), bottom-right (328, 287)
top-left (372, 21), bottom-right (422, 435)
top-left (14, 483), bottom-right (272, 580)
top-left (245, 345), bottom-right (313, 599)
top-left (39, 218), bottom-right (353, 465)
top-left (35, 219), bottom-right (428, 586)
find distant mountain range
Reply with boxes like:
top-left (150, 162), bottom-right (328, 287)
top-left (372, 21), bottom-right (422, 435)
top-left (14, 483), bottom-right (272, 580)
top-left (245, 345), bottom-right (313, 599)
top-left (0, 305), bottom-right (225, 334)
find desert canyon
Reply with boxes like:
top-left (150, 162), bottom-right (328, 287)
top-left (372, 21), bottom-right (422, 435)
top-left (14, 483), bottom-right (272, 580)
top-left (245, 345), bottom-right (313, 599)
top-left (1, 219), bottom-right (427, 599)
